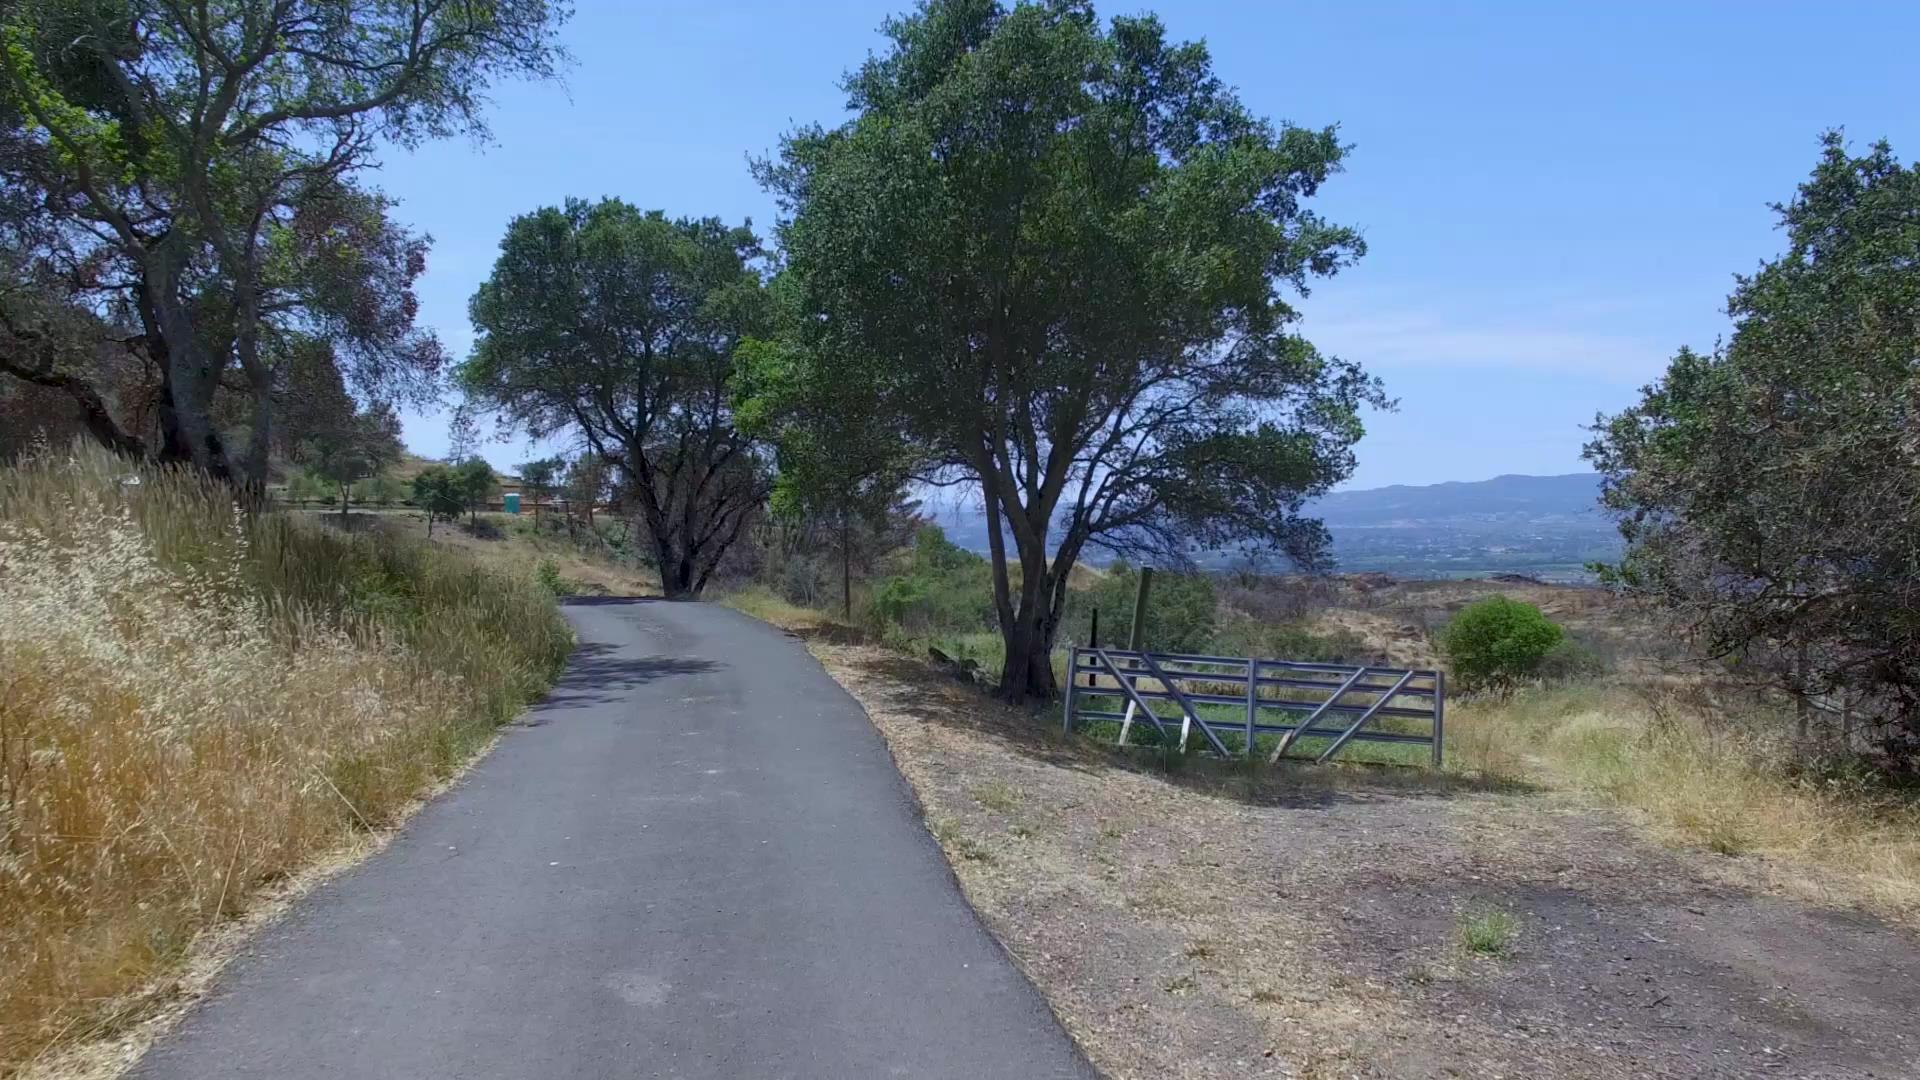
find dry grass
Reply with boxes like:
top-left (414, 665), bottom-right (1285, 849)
top-left (362, 510), bottom-right (658, 598)
top-left (793, 635), bottom-right (1920, 1079)
top-left (0, 446), bottom-right (572, 1075)
top-left (1446, 680), bottom-right (1920, 924)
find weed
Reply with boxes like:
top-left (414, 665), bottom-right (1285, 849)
top-left (972, 780), bottom-right (1021, 812)
top-left (1458, 909), bottom-right (1520, 956)
top-left (536, 557), bottom-right (569, 596)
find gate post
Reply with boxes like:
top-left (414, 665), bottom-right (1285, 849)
top-left (1062, 648), bottom-right (1079, 733)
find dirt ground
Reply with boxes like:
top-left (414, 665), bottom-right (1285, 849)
top-left (802, 638), bottom-right (1920, 1080)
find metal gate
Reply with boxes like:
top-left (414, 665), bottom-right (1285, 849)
top-left (1062, 647), bottom-right (1444, 766)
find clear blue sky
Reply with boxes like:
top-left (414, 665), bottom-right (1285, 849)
top-left (378, 0), bottom-right (1918, 490)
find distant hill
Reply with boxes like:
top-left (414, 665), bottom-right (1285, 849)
top-left (1306, 473), bottom-right (1617, 582)
top-left (1313, 473), bottom-right (1603, 528)
top-left (923, 472), bottom-right (1620, 583)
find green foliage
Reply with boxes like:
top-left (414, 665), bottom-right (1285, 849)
top-left (866, 526), bottom-right (996, 636)
top-left (0, 0), bottom-right (568, 482)
top-left (535, 557), bottom-right (570, 597)
top-left (1069, 563), bottom-right (1217, 655)
top-left (1439, 597), bottom-right (1564, 694)
top-left (1586, 133), bottom-right (1920, 764)
top-left (1536, 638), bottom-right (1608, 682)
top-left (411, 466), bottom-right (466, 532)
top-left (452, 458), bottom-right (497, 520)
top-left (351, 472), bottom-right (408, 505)
top-left (517, 455), bottom-right (564, 514)
top-left (757, 0), bottom-right (1386, 699)
top-left (1458, 910), bottom-right (1519, 957)
top-left (285, 470), bottom-right (331, 503)
top-left (291, 395), bottom-right (404, 517)
top-left (1209, 612), bottom-right (1366, 666)
top-left (461, 198), bottom-right (770, 597)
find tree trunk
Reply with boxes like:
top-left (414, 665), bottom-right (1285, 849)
top-left (995, 553), bottom-right (1061, 702)
top-left (340, 482), bottom-right (350, 525)
top-left (142, 253), bottom-right (235, 479)
top-left (841, 513), bottom-right (852, 621)
top-left (652, 529), bottom-right (696, 599)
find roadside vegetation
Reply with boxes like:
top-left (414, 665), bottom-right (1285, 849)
top-left (727, 542), bottom-right (1920, 927)
top-left (0, 446), bottom-right (571, 1073)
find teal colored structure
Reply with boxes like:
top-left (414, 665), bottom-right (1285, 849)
top-left (504, 492), bottom-right (521, 514)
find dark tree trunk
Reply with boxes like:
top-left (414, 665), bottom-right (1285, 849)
top-left (996, 557), bottom-right (1061, 702)
top-left (841, 513), bottom-right (852, 621)
top-left (142, 252), bottom-right (235, 480)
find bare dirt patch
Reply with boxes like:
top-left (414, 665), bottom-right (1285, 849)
top-left (805, 639), bottom-right (1920, 1080)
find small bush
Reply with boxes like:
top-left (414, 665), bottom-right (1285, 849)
top-left (536, 557), bottom-right (571, 597)
top-left (866, 526), bottom-right (996, 636)
top-left (1210, 611), bottom-right (1365, 664)
top-left (1458, 909), bottom-right (1519, 956)
top-left (1067, 561), bottom-right (1216, 653)
top-left (1438, 596), bottom-right (1564, 694)
top-left (1536, 637), bottom-right (1608, 681)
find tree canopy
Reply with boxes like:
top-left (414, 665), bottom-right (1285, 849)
top-left (460, 198), bottom-right (772, 597)
top-left (0, 0), bottom-right (568, 486)
top-left (1587, 133), bottom-right (1920, 765)
top-left (755, 0), bottom-right (1385, 699)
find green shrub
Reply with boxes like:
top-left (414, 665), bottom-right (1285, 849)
top-left (866, 525), bottom-right (995, 635)
top-left (1209, 610), bottom-right (1365, 664)
top-left (1068, 561), bottom-right (1217, 654)
top-left (1536, 637), bottom-right (1607, 681)
top-left (536, 557), bottom-right (571, 597)
top-left (1438, 596), bottom-right (1564, 694)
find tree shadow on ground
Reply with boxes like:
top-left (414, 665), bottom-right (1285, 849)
top-left (810, 635), bottom-right (1538, 810)
top-left (532, 636), bottom-right (720, 714)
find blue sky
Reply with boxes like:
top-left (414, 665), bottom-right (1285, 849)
top-left (377, 0), bottom-right (1919, 489)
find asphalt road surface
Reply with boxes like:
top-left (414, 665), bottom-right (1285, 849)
top-left (136, 598), bottom-right (1099, 1080)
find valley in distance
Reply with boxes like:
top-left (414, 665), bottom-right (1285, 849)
top-left (929, 472), bottom-right (1618, 584)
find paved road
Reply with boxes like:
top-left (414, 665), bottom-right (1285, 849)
top-left (137, 599), bottom-right (1098, 1080)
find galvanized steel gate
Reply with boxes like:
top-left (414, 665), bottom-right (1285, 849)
top-left (1062, 648), bottom-right (1445, 766)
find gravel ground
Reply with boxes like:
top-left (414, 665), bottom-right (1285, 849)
top-left (805, 640), bottom-right (1920, 1080)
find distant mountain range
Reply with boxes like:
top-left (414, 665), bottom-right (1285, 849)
top-left (924, 472), bottom-right (1621, 583)
top-left (1307, 472), bottom-right (1617, 581)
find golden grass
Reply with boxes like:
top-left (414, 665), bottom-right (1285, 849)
top-left (721, 583), bottom-right (844, 632)
top-left (403, 511), bottom-right (658, 597)
top-left (0, 446), bottom-right (572, 1074)
top-left (1446, 681), bottom-right (1920, 924)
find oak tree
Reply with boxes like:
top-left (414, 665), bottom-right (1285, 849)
top-left (758, 0), bottom-right (1386, 700)
top-left (461, 199), bottom-right (772, 598)
top-left (0, 0), bottom-right (566, 485)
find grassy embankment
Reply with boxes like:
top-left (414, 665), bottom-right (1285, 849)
top-left (0, 447), bottom-right (573, 1074)
top-left (728, 575), bottom-right (1920, 926)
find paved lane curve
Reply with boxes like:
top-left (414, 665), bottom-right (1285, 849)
top-left (136, 598), bottom-right (1099, 1080)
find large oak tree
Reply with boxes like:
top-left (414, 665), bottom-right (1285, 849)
top-left (460, 199), bottom-right (772, 598)
top-left (0, 0), bottom-right (567, 486)
top-left (758, 0), bottom-right (1387, 701)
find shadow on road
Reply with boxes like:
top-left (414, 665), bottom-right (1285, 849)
top-left (533, 638), bottom-right (721, 714)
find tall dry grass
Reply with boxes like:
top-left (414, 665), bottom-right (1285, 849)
top-left (0, 446), bottom-right (571, 1073)
top-left (1447, 680), bottom-right (1920, 924)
